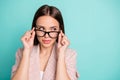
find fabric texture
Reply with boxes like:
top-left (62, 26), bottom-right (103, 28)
top-left (11, 43), bottom-right (79, 80)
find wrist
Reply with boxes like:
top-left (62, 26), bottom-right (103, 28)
top-left (57, 52), bottom-right (65, 58)
top-left (57, 54), bottom-right (65, 63)
top-left (23, 48), bottom-right (32, 56)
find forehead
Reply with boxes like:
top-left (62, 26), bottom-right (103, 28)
top-left (36, 16), bottom-right (59, 28)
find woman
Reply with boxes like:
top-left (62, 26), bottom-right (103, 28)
top-left (11, 4), bottom-right (79, 80)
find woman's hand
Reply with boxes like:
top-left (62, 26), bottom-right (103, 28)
top-left (57, 30), bottom-right (70, 56)
top-left (21, 28), bottom-right (35, 51)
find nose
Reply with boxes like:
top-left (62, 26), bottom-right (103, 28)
top-left (44, 32), bottom-right (49, 38)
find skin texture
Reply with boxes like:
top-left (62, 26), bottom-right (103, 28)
top-left (12, 16), bottom-right (70, 80)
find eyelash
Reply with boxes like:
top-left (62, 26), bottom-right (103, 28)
top-left (36, 26), bottom-right (57, 31)
top-left (51, 28), bottom-right (57, 31)
top-left (38, 27), bottom-right (44, 30)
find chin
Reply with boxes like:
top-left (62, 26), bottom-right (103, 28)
top-left (42, 44), bottom-right (51, 48)
top-left (41, 42), bottom-right (55, 48)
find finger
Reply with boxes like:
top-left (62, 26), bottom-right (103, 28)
top-left (61, 30), bottom-right (65, 37)
top-left (59, 30), bottom-right (69, 46)
top-left (62, 35), bottom-right (70, 45)
top-left (61, 39), bottom-right (70, 46)
top-left (25, 35), bottom-right (30, 41)
top-left (31, 27), bottom-right (35, 36)
top-left (31, 27), bottom-right (35, 33)
top-left (25, 31), bottom-right (31, 37)
top-left (62, 35), bottom-right (68, 40)
top-left (28, 28), bottom-right (34, 35)
top-left (26, 31), bottom-right (31, 38)
top-left (31, 30), bottom-right (35, 39)
top-left (25, 28), bottom-right (34, 38)
top-left (61, 37), bottom-right (66, 46)
top-left (60, 31), bottom-right (66, 45)
top-left (21, 35), bottom-right (29, 42)
top-left (61, 40), bottom-right (65, 46)
top-left (61, 30), bottom-right (70, 42)
top-left (61, 36), bottom-right (67, 45)
top-left (22, 30), bottom-right (31, 40)
top-left (58, 30), bottom-right (62, 47)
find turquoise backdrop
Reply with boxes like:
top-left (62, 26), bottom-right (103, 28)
top-left (0, 0), bottom-right (120, 80)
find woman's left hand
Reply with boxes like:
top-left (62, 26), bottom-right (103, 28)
top-left (57, 30), bottom-right (70, 56)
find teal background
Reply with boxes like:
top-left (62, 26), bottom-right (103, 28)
top-left (0, 0), bottom-right (120, 80)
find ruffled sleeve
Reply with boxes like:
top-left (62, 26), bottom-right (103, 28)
top-left (11, 48), bottom-right (23, 78)
top-left (65, 49), bottom-right (80, 80)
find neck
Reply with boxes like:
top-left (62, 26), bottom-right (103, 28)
top-left (39, 44), bottom-right (54, 56)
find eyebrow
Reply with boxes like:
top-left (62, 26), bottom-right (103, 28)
top-left (36, 25), bottom-right (44, 28)
top-left (36, 25), bottom-right (58, 28)
top-left (50, 26), bottom-right (58, 28)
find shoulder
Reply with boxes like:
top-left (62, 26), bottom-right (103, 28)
top-left (66, 48), bottom-right (77, 53)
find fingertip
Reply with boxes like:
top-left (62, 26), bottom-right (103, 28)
top-left (31, 27), bottom-right (35, 33)
top-left (33, 27), bottom-right (35, 30)
top-left (61, 31), bottom-right (64, 36)
top-left (31, 27), bottom-right (34, 30)
top-left (32, 31), bottom-right (35, 36)
top-left (32, 27), bottom-right (35, 31)
top-left (58, 32), bottom-right (61, 36)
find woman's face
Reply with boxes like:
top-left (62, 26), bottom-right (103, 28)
top-left (36, 16), bottom-right (60, 48)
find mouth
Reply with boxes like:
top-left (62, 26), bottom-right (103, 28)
top-left (42, 40), bottom-right (51, 44)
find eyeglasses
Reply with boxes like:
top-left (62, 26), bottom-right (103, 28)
top-left (35, 28), bottom-right (60, 38)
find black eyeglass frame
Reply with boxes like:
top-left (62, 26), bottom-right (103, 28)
top-left (35, 28), bottom-right (60, 38)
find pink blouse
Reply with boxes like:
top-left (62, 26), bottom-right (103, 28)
top-left (11, 44), bottom-right (79, 80)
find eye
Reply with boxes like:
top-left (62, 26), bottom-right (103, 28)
top-left (37, 27), bottom-right (44, 30)
top-left (51, 27), bottom-right (57, 31)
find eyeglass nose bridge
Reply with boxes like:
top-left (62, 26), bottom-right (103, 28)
top-left (43, 31), bottom-right (51, 37)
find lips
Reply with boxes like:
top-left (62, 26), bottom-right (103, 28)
top-left (42, 40), bottom-right (51, 44)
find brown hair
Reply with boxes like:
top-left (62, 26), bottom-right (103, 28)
top-left (31, 4), bottom-right (65, 45)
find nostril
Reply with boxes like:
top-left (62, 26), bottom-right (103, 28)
top-left (44, 33), bottom-right (49, 38)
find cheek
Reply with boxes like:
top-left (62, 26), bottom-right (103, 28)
top-left (37, 37), bottom-right (42, 43)
top-left (52, 38), bottom-right (57, 42)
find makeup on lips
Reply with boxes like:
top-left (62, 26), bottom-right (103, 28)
top-left (42, 40), bottom-right (51, 44)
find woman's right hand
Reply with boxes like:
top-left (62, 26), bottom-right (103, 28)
top-left (21, 28), bottom-right (35, 51)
